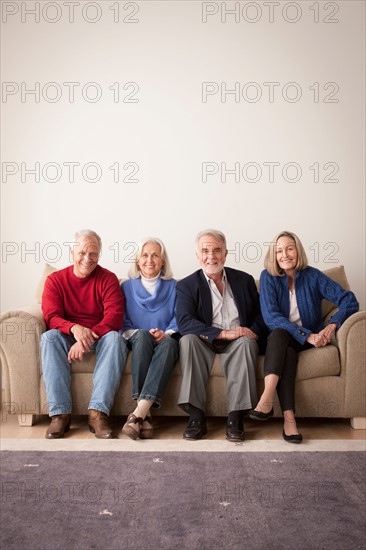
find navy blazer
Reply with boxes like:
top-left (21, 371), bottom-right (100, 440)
top-left (176, 267), bottom-right (267, 352)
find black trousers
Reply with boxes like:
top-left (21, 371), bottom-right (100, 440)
top-left (264, 328), bottom-right (312, 412)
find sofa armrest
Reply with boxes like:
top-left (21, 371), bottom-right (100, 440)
top-left (337, 311), bottom-right (366, 418)
top-left (0, 306), bottom-right (46, 419)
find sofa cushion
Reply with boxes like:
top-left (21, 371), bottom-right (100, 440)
top-left (36, 263), bottom-right (58, 303)
top-left (36, 263), bottom-right (350, 329)
top-left (256, 345), bottom-right (341, 381)
top-left (296, 345), bottom-right (341, 380)
top-left (321, 265), bottom-right (350, 319)
top-left (65, 346), bottom-right (341, 382)
top-left (66, 350), bottom-right (182, 377)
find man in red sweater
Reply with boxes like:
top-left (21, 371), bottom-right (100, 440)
top-left (41, 229), bottom-right (126, 439)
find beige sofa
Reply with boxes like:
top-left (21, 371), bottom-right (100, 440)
top-left (1, 265), bottom-right (365, 429)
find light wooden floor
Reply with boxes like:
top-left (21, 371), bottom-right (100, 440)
top-left (1, 413), bottom-right (365, 441)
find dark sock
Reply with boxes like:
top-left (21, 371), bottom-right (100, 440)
top-left (189, 405), bottom-right (205, 421)
top-left (228, 410), bottom-right (243, 423)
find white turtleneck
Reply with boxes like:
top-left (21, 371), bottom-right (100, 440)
top-left (140, 273), bottom-right (160, 295)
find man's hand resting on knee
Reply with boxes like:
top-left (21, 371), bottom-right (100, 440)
top-left (68, 324), bottom-right (99, 362)
top-left (217, 327), bottom-right (258, 340)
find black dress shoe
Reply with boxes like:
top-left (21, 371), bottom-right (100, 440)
top-left (226, 419), bottom-right (245, 442)
top-left (249, 408), bottom-right (274, 421)
top-left (183, 418), bottom-right (207, 440)
top-left (282, 430), bottom-right (303, 444)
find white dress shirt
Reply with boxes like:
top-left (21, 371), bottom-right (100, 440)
top-left (203, 269), bottom-right (240, 330)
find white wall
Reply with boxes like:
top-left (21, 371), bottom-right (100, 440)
top-left (1, 1), bottom-right (365, 311)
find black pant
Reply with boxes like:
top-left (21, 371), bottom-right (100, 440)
top-left (264, 328), bottom-right (312, 412)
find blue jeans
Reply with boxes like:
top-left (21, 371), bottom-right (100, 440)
top-left (125, 330), bottom-right (179, 407)
top-left (41, 329), bottom-right (127, 416)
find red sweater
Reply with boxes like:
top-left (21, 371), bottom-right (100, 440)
top-left (42, 265), bottom-right (124, 337)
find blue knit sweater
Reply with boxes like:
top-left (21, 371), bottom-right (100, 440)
top-left (259, 266), bottom-right (359, 345)
top-left (121, 277), bottom-right (178, 332)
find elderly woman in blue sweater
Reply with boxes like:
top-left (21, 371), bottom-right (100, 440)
top-left (250, 231), bottom-right (358, 443)
top-left (121, 238), bottom-right (179, 440)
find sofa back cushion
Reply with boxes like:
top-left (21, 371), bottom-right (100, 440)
top-left (36, 263), bottom-right (58, 303)
top-left (321, 265), bottom-right (350, 319)
top-left (36, 263), bottom-right (351, 322)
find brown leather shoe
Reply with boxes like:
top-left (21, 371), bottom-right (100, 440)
top-left (121, 413), bottom-right (143, 440)
top-left (88, 409), bottom-right (113, 439)
top-left (45, 414), bottom-right (71, 439)
top-left (139, 416), bottom-right (153, 439)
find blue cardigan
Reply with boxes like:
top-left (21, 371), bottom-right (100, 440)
top-left (259, 267), bottom-right (359, 345)
top-left (121, 277), bottom-right (178, 332)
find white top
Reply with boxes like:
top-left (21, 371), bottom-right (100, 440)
top-left (203, 269), bottom-right (240, 330)
top-left (289, 290), bottom-right (302, 326)
top-left (140, 273), bottom-right (160, 295)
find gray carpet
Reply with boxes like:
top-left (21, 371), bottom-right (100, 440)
top-left (1, 451), bottom-right (365, 550)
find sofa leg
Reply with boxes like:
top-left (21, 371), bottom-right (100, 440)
top-left (350, 417), bottom-right (366, 430)
top-left (17, 414), bottom-right (34, 427)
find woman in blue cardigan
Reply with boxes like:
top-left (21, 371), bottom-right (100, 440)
top-left (121, 238), bottom-right (179, 440)
top-left (250, 231), bottom-right (358, 443)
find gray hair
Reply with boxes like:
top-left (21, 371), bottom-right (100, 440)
top-left (195, 229), bottom-right (227, 250)
top-left (128, 237), bottom-right (174, 280)
top-left (73, 229), bottom-right (102, 250)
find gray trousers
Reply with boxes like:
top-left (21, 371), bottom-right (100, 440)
top-left (178, 334), bottom-right (258, 414)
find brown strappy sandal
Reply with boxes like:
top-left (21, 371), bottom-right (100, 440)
top-left (140, 416), bottom-right (153, 439)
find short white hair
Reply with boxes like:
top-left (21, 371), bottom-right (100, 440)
top-left (195, 229), bottom-right (227, 250)
top-left (128, 237), bottom-right (173, 280)
top-left (73, 229), bottom-right (102, 250)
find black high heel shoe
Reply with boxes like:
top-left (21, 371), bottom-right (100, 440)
top-left (282, 430), bottom-right (303, 444)
top-left (249, 408), bottom-right (274, 421)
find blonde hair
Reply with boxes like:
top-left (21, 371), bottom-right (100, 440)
top-left (128, 237), bottom-right (173, 280)
top-left (264, 230), bottom-right (308, 276)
